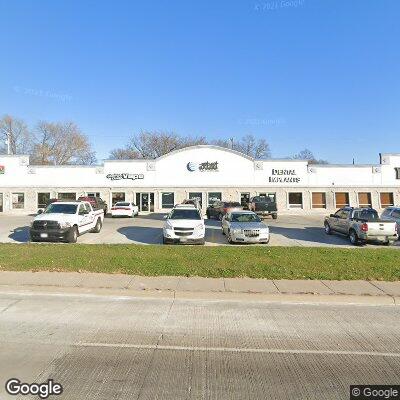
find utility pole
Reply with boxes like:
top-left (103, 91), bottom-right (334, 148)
top-left (229, 137), bottom-right (234, 150)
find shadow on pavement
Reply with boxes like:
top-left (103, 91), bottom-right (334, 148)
top-left (118, 226), bottom-right (163, 244)
top-left (8, 226), bottom-right (30, 243)
top-left (269, 226), bottom-right (352, 246)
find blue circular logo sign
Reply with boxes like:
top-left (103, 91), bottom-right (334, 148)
top-left (186, 162), bottom-right (198, 172)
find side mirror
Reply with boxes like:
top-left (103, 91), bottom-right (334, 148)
top-left (163, 215), bottom-right (168, 219)
top-left (330, 214), bottom-right (336, 218)
top-left (37, 209), bottom-right (43, 214)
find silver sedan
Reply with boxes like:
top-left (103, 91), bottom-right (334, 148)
top-left (221, 211), bottom-right (270, 244)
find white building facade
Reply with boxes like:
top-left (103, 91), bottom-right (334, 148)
top-left (0, 145), bottom-right (399, 214)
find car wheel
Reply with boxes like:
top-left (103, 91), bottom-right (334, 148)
top-left (92, 218), bottom-right (102, 233)
top-left (221, 227), bottom-right (226, 235)
top-left (349, 230), bottom-right (359, 246)
top-left (324, 222), bottom-right (332, 235)
top-left (383, 240), bottom-right (393, 246)
top-left (68, 226), bottom-right (78, 243)
top-left (227, 231), bottom-right (234, 244)
top-left (272, 214), bottom-right (278, 220)
top-left (263, 237), bottom-right (270, 244)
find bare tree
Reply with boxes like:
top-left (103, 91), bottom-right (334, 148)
top-left (109, 147), bottom-right (141, 160)
top-left (109, 131), bottom-right (207, 159)
top-left (31, 121), bottom-right (96, 165)
top-left (212, 134), bottom-right (270, 159)
top-left (292, 148), bottom-right (328, 164)
top-left (0, 115), bottom-right (33, 155)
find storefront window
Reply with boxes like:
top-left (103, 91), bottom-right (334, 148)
top-left (37, 192), bottom-right (50, 209)
top-left (87, 192), bottom-right (101, 198)
top-left (312, 192), bottom-right (326, 209)
top-left (380, 193), bottom-right (394, 208)
top-left (58, 192), bottom-right (76, 201)
top-left (162, 192), bottom-right (175, 209)
top-left (12, 193), bottom-right (25, 209)
top-left (288, 192), bottom-right (303, 208)
top-left (189, 192), bottom-right (203, 208)
top-left (335, 192), bottom-right (349, 208)
top-left (112, 192), bottom-right (125, 205)
top-left (358, 192), bottom-right (372, 208)
top-left (240, 192), bottom-right (250, 207)
top-left (208, 192), bottom-right (221, 206)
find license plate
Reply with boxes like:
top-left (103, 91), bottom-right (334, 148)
top-left (180, 237), bottom-right (188, 242)
top-left (40, 233), bottom-right (48, 238)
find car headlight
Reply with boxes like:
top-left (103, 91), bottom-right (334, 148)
top-left (59, 222), bottom-right (72, 229)
top-left (232, 228), bottom-right (242, 234)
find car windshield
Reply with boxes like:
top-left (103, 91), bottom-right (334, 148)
top-left (169, 209), bottom-right (201, 220)
top-left (44, 204), bottom-right (77, 214)
top-left (231, 213), bottom-right (261, 223)
top-left (115, 202), bottom-right (130, 206)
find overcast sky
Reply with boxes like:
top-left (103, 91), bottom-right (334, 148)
top-left (0, 0), bottom-right (399, 163)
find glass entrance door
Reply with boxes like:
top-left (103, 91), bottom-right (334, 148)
top-left (0, 193), bottom-right (3, 212)
top-left (135, 192), bottom-right (155, 212)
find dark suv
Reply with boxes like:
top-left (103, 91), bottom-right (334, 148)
top-left (206, 201), bottom-right (243, 220)
top-left (78, 196), bottom-right (108, 216)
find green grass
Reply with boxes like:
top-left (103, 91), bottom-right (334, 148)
top-left (0, 244), bottom-right (399, 281)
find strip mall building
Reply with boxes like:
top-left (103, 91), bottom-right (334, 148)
top-left (0, 145), bottom-right (399, 214)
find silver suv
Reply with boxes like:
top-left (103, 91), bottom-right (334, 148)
top-left (381, 207), bottom-right (400, 237)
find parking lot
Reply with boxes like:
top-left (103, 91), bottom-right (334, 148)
top-left (1, 213), bottom-right (399, 247)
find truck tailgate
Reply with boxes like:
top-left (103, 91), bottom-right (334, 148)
top-left (367, 221), bottom-right (397, 236)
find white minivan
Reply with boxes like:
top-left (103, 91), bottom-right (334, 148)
top-left (163, 205), bottom-right (205, 245)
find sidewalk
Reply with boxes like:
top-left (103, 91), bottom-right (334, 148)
top-left (1, 270), bottom-right (400, 305)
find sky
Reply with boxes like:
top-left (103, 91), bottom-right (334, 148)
top-left (0, 0), bottom-right (399, 164)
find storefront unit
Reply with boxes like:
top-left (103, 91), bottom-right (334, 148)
top-left (0, 146), bottom-right (399, 214)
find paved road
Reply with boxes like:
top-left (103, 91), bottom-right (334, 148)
top-left (2, 213), bottom-right (399, 247)
top-left (0, 290), bottom-right (399, 399)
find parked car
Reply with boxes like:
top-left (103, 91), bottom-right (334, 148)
top-left (324, 207), bottom-right (398, 246)
top-left (78, 196), bottom-right (108, 216)
top-left (110, 202), bottom-right (139, 218)
top-left (182, 198), bottom-right (202, 210)
top-left (247, 196), bottom-right (278, 219)
top-left (381, 207), bottom-right (400, 238)
top-left (30, 201), bottom-right (104, 243)
top-left (163, 205), bottom-right (205, 244)
top-left (206, 201), bottom-right (243, 220)
top-left (221, 211), bottom-right (270, 244)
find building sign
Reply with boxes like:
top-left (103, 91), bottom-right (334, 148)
top-left (268, 169), bottom-right (301, 183)
top-left (0, 165), bottom-right (4, 174)
top-left (106, 173), bottom-right (144, 181)
top-left (187, 161), bottom-right (219, 172)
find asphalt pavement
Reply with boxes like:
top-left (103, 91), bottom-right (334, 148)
top-left (1, 213), bottom-right (399, 247)
top-left (0, 288), bottom-right (399, 399)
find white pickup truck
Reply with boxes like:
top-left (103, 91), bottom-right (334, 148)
top-left (30, 201), bottom-right (104, 243)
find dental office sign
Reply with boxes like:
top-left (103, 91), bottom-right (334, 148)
top-left (268, 169), bottom-right (301, 183)
top-left (187, 161), bottom-right (219, 172)
top-left (106, 173), bottom-right (144, 181)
